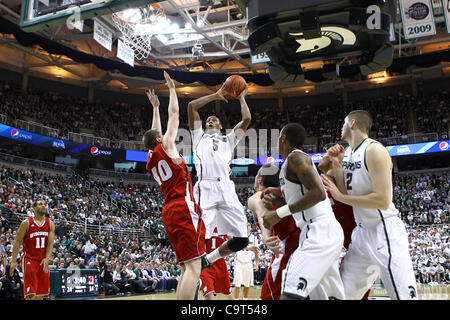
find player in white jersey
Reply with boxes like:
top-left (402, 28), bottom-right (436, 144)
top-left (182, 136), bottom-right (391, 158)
top-left (188, 83), bottom-right (251, 268)
top-left (262, 123), bottom-right (345, 300)
top-left (321, 110), bottom-right (418, 300)
top-left (233, 223), bottom-right (259, 300)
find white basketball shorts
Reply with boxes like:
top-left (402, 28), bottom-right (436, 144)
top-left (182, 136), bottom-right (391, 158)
top-left (340, 215), bottom-right (418, 300)
top-left (281, 215), bottom-right (345, 300)
top-left (194, 178), bottom-right (248, 239)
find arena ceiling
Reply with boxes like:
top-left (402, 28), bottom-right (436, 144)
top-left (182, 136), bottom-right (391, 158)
top-left (0, 0), bottom-right (449, 98)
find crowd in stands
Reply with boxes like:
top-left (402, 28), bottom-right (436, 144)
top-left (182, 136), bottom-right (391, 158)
top-left (414, 91), bottom-right (449, 141)
top-left (0, 160), bottom-right (449, 299)
top-left (395, 172), bottom-right (449, 226)
top-left (1, 80), bottom-right (448, 152)
top-left (409, 224), bottom-right (450, 285)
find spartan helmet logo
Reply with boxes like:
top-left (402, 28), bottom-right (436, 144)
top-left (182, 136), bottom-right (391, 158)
top-left (297, 277), bottom-right (308, 291)
top-left (408, 285), bottom-right (417, 299)
top-left (289, 26), bottom-right (356, 53)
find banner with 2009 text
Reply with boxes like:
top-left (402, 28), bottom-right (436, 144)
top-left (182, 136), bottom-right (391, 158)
top-left (399, 0), bottom-right (437, 39)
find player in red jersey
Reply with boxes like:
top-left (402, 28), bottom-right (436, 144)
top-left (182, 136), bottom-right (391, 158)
top-left (10, 199), bottom-right (55, 300)
top-left (199, 225), bottom-right (233, 300)
top-left (143, 71), bottom-right (205, 300)
top-left (247, 163), bottom-right (301, 300)
top-left (319, 151), bottom-right (371, 300)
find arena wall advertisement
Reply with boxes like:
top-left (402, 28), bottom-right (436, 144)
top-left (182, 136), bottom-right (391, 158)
top-left (1, 123), bottom-right (448, 165)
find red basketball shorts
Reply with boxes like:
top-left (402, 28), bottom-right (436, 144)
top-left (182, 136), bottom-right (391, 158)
top-left (22, 256), bottom-right (50, 297)
top-left (200, 258), bottom-right (232, 296)
top-left (162, 198), bottom-right (206, 265)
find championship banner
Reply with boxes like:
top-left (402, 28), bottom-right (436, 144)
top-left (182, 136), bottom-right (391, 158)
top-left (250, 52), bottom-right (271, 65)
top-left (399, 0), bottom-right (437, 39)
top-left (443, 0), bottom-right (450, 34)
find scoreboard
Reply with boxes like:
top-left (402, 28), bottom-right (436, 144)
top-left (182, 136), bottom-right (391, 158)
top-left (50, 268), bottom-right (100, 298)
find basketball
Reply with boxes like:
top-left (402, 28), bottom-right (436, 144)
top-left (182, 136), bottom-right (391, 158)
top-left (223, 75), bottom-right (247, 97)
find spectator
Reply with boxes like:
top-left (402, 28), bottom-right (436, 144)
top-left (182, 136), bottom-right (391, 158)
top-left (100, 263), bottom-right (121, 296)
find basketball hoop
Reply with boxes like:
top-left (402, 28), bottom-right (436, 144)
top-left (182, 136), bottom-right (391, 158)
top-left (110, 3), bottom-right (165, 60)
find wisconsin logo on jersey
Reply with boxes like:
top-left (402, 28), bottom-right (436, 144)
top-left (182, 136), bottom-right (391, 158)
top-left (297, 277), bottom-right (308, 291)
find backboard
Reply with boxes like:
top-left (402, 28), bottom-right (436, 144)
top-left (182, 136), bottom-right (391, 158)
top-left (19, 0), bottom-right (159, 32)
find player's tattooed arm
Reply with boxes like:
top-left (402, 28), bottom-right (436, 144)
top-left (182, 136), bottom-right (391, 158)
top-left (262, 153), bottom-right (327, 229)
top-left (286, 152), bottom-right (327, 213)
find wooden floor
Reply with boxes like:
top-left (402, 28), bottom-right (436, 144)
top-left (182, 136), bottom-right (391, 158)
top-left (99, 284), bottom-right (450, 300)
top-left (101, 286), bottom-right (262, 300)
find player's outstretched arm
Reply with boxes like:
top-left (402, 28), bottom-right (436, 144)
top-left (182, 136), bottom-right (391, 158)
top-left (146, 88), bottom-right (162, 134)
top-left (322, 143), bottom-right (392, 210)
top-left (162, 71), bottom-right (179, 156)
top-left (9, 219), bottom-right (28, 276)
top-left (188, 83), bottom-right (228, 130)
top-left (232, 84), bottom-right (251, 141)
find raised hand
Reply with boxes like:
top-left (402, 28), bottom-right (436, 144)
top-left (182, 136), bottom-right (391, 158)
top-left (146, 89), bottom-right (160, 108)
top-left (321, 174), bottom-right (343, 202)
top-left (216, 83), bottom-right (229, 103)
top-left (237, 83), bottom-right (248, 101)
top-left (327, 144), bottom-right (345, 163)
top-left (164, 71), bottom-right (175, 90)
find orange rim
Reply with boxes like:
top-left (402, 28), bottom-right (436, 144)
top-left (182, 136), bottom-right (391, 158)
top-left (110, 2), bottom-right (165, 26)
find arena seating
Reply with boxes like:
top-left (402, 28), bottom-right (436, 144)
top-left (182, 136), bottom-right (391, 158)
top-left (1, 80), bottom-right (448, 152)
top-left (0, 159), bottom-right (448, 299)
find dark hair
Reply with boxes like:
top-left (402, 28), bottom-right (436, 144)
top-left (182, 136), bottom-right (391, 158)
top-left (206, 115), bottom-right (222, 126)
top-left (259, 163), bottom-right (280, 188)
top-left (281, 123), bottom-right (306, 148)
top-left (142, 129), bottom-right (161, 150)
top-left (347, 110), bottom-right (373, 134)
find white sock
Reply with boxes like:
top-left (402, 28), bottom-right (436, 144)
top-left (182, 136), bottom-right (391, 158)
top-left (206, 249), bottom-right (222, 264)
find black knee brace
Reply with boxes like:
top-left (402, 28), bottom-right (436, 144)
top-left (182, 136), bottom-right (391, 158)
top-left (227, 237), bottom-right (249, 252)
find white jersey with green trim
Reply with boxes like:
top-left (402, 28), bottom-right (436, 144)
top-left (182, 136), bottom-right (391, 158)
top-left (191, 127), bottom-right (239, 179)
top-left (279, 149), bottom-right (334, 229)
top-left (342, 138), bottom-right (399, 227)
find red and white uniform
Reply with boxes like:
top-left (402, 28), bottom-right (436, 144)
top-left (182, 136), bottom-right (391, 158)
top-left (258, 192), bottom-right (301, 300)
top-left (147, 144), bottom-right (205, 265)
top-left (21, 216), bottom-right (51, 297)
top-left (200, 228), bottom-right (232, 297)
top-left (328, 191), bottom-right (356, 250)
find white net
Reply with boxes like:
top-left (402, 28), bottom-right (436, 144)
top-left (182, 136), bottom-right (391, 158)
top-left (110, 4), bottom-right (165, 60)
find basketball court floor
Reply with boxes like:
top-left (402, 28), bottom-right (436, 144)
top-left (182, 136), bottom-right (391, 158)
top-left (95, 285), bottom-right (449, 300)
